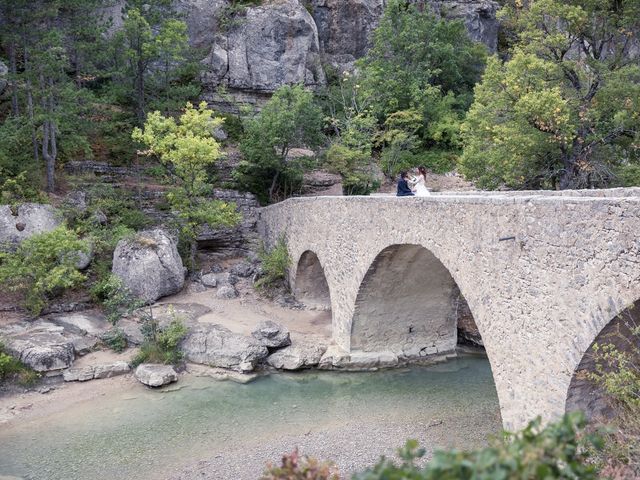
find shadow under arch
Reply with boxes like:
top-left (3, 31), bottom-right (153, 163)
top-left (293, 250), bottom-right (332, 310)
top-left (351, 243), bottom-right (470, 356)
top-left (566, 298), bottom-right (640, 420)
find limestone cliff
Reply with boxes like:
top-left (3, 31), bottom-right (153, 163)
top-left (176, 0), bottom-right (500, 110)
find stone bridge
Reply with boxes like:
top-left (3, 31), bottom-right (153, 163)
top-left (257, 189), bottom-right (640, 430)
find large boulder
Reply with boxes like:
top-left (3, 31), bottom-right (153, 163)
top-left (112, 229), bottom-right (185, 304)
top-left (180, 324), bottom-right (269, 372)
top-left (199, 0), bottom-right (326, 109)
top-left (251, 321), bottom-right (291, 349)
top-left (266, 342), bottom-right (327, 370)
top-left (134, 364), bottom-right (178, 387)
top-left (1, 321), bottom-right (75, 373)
top-left (0, 203), bottom-right (61, 249)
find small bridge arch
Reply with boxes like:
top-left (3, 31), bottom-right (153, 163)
top-left (293, 250), bottom-right (332, 310)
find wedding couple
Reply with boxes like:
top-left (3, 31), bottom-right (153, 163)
top-left (396, 166), bottom-right (430, 197)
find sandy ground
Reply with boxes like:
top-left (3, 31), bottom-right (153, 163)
top-left (159, 279), bottom-right (333, 343)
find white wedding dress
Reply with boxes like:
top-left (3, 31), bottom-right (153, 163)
top-left (411, 174), bottom-right (430, 196)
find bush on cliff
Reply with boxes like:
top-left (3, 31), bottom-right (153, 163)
top-left (0, 226), bottom-right (90, 315)
top-left (132, 102), bottom-right (241, 268)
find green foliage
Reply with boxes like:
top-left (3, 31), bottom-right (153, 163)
top-left (101, 328), bottom-right (128, 353)
top-left (353, 413), bottom-right (601, 480)
top-left (0, 170), bottom-right (47, 205)
top-left (91, 275), bottom-right (143, 325)
top-left (0, 226), bottom-right (89, 315)
top-left (235, 85), bottom-right (324, 203)
top-left (262, 449), bottom-right (338, 480)
top-left (133, 102), bottom-right (240, 268)
top-left (132, 311), bottom-right (187, 366)
top-left (460, 0), bottom-right (640, 190)
top-left (616, 164), bottom-right (640, 187)
top-left (353, 0), bottom-right (486, 170)
top-left (586, 306), bottom-right (640, 473)
top-left (255, 237), bottom-right (291, 290)
top-left (0, 341), bottom-right (39, 386)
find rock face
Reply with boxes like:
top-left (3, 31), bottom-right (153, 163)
top-left (134, 364), bottom-right (179, 387)
top-left (197, 0), bottom-right (326, 110)
top-left (0, 203), bottom-right (61, 249)
top-left (309, 0), bottom-right (385, 71)
top-left (266, 342), bottom-right (327, 370)
top-left (251, 321), bottom-right (291, 348)
top-left (180, 324), bottom-right (269, 372)
top-left (301, 171), bottom-right (343, 196)
top-left (197, 190), bottom-right (261, 255)
top-left (63, 361), bottom-right (130, 382)
top-left (112, 229), bottom-right (185, 304)
top-left (179, 0), bottom-right (498, 108)
top-left (431, 0), bottom-right (498, 52)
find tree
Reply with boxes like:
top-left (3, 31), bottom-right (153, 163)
top-left (460, 0), bottom-right (640, 190)
top-left (108, 3), bottom-right (201, 125)
top-left (235, 85), bottom-right (323, 203)
top-left (0, 0), bottom-right (95, 192)
top-left (358, 0), bottom-right (486, 122)
top-left (351, 0), bottom-right (487, 177)
top-left (132, 102), bottom-right (240, 267)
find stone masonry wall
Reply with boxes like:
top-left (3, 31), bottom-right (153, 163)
top-left (257, 191), bottom-right (640, 430)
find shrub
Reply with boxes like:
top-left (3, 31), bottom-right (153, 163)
top-left (262, 449), bottom-right (339, 480)
top-left (0, 341), bottom-right (38, 386)
top-left (91, 275), bottom-right (144, 325)
top-left (587, 306), bottom-right (640, 475)
top-left (264, 414), bottom-right (601, 480)
top-left (132, 311), bottom-right (188, 366)
top-left (101, 328), bottom-right (127, 353)
top-left (0, 226), bottom-right (90, 315)
top-left (255, 237), bottom-right (291, 290)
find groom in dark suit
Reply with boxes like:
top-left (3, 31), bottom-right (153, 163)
top-left (396, 171), bottom-right (414, 196)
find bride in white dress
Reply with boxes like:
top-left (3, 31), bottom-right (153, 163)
top-left (410, 166), bottom-right (430, 196)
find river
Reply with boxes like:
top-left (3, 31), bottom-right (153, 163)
top-left (0, 355), bottom-right (501, 480)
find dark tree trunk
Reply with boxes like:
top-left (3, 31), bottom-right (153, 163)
top-left (135, 50), bottom-right (145, 123)
top-left (23, 44), bottom-right (39, 164)
top-left (9, 41), bottom-right (19, 116)
top-left (40, 74), bottom-right (57, 193)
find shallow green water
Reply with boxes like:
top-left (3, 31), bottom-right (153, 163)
top-left (0, 356), bottom-right (500, 480)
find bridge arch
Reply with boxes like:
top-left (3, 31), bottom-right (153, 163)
top-left (293, 250), bottom-right (332, 310)
top-left (350, 244), bottom-right (465, 357)
top-left (565, 298), bottom-right (640, 420)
